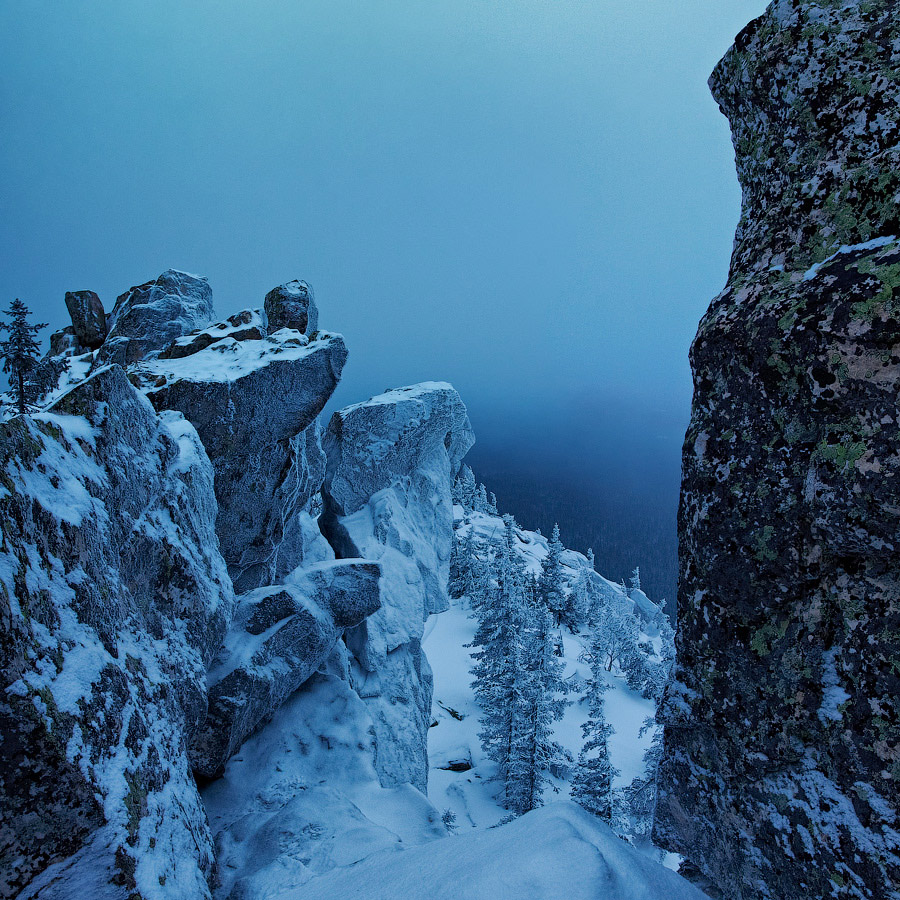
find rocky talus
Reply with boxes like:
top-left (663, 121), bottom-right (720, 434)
top-left (656, 2), bottom-right (900, 899)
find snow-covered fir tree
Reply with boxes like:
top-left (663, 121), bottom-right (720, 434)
top-left (470, 515), bottom-right (569, 815)
top-left (511, 593), bottom-right (570, 813)
top-left (571, 651), bottom-right (618, 822)
top-left (614, 717), bottom-right (664, 845)
top-left (539, 523), bottom-right (569, 628)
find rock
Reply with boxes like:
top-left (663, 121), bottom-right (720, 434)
top-left (49, 325), bottom-right (81, 357)
top-left (141, 330), bottom-right (348, 591)
top-left (264, 280), bottom-right (318, 334)
top-left (189, 560), bottom-right (381, 779)
top-left (98, 269), bottom-right (214, 364)
top-left (64, 290), bottom-right (107, 349)
top-left (655, 4), bottom-right (900, 899)
top-left (158, 308), bottom-right (267, 360)
top-left (321, 383), bottom-right (474, 791)
top-left (0, 366), bottom-right (232, 899)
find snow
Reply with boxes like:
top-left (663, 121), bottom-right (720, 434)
top-left (818, 647), bottom-right (850, 723)
top-left (202, 670), bottom-right (447, 900)
top-left (801, 234), bottom-right (897, 281)
top-left (426, 507), bottom-right (662, 834)
top-left (293, 802), bottom-right (708, 900)
top-left (136, 330), bottom-right (343, 385)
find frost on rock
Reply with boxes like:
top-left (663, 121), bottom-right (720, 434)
top-left (321, 383), bottom-right (475, 791)
top-left (190, 560), bottom-right (381, 780)
top-left (141, 328), bottom-right (348, 592)
top-left (657, 2), bottom-right (900, 898)
top-left (98, 269), bottom-right (215, 366)
top-left (0, 366), bottom-right (232, 899)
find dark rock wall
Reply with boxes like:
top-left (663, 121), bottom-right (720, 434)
top-left (656, 3), bottom-right (900, 899)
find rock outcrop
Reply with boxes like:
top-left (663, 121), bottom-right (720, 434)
top-left (322, 383), bottom-right (475, 791)
top-left (264, 280), bottom-right (318, 334)
top-left (656, 3), bottom-right (900, 898)
top-left (0, 366), bottom-right (232, 899)
top-left (64, 290), bottom-right (107, 350)
top-left (190, 560), bottom-right (381, 780)
top-left (99, 270), bottom-right (214, 365)
top-left (141, 326), bottom-right (348, 592)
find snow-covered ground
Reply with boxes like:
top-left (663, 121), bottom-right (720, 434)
top-left (294, 802), bottom-right (706, 900)
top-left (425, 507), bottom-right (658, 833)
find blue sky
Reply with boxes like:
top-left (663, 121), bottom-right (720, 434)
top-left (1, 0), bottom-right (768, 460)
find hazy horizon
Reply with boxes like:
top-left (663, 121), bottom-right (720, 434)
top-left (1, 0), bottom-right (770, 598)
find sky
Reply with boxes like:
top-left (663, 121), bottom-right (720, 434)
top-left (0, 0), bottom-right (769, 594)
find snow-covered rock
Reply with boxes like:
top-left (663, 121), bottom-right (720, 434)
top-left (321, 383), bottom-right (475, 791)
top-left (0, 365), bottom-right (232, 899)
top-left (191, 560), bottom-right (382, 779)
top-left (141, 328), bottom-right (348, 592)
top-left (264, 280), bottom-right (318, 335)
top-left (64, 289), bottom-right (107, 350)
top-left (202, 670), bottom-right (448, 900)
top-left (98, 269), bottom-right (215, 365)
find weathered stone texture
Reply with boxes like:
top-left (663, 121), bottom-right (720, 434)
top-left (656, 3), bottom-right (900, 899)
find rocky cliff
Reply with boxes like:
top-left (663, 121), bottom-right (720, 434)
top-left (656, 2), bottom-right (900, 898)
top-left (1, 272), bottom-right (476, 899)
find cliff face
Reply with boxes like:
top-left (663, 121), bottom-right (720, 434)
top-left (656, 2), bottom-right (900, 898)
top-left (2, 274), bottom-right (474, 899)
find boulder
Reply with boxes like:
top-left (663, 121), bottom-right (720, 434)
top-left (321, 383), bottom-right (474, 790)
top-left (64, 290), bottom-right (107, 349)
top-left (656, 3), bottom-right (900, 899)
top-left (98, 269), bottom-right (214, 364)
top-left (142, 330), bottom-right (348, 591)
top-left (190, 560), bottom-right (381, 779)
top-left (264, 280), bottom-right (318, 334)
top-left (0, 365), bottom-right (232, 899)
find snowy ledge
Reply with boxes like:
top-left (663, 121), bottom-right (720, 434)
top-left (134, 329), bottom-right (344, 386)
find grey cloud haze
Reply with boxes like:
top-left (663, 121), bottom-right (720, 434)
top-left (1, 0), bottom-right (769, 595)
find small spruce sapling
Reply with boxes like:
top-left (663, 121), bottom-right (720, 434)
top-left (1, 299), bottom-right (46, 414)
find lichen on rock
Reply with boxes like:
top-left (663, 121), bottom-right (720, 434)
top-left (655, 3), bottom-right (900, 898)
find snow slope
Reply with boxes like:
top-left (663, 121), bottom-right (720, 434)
top-left (292, 802), bottom-right (707, 900)
top-left (426, 507), bottom-right (659, 833)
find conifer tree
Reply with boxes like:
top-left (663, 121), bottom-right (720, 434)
top-left (0, 299), bottom-right (47, 415)
top-left (571, 670), bottom-right (619, 821)
top-left (630, 566), bottom-right (642, 594)
top-left (470, 520), bottom-right (531, 810)
top-left (539, 523), bottom-right (568, 628)
top-left (512, 595), bottom-right (570, 813)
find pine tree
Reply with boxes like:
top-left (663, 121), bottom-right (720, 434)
top-left (470, 524), bottom-right (531, 810)
top-left (512, 596), bottom-right (570, 813)
top-left (571, 670), bottom-right (619, 821)
top-left (539, 524), bottom-right (568, 628)
top-left (0, 299), bottom-right (48, 414)
top-left (629, 566), bottom-right (641, 594)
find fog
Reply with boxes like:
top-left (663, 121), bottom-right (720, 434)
top-left (0, 0), bottom-right (769, 603)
